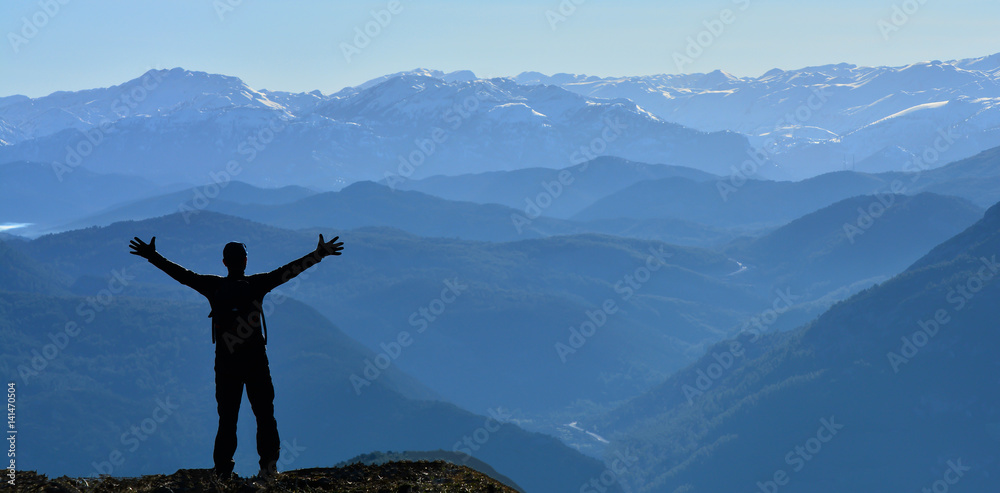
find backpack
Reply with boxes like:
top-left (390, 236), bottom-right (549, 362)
top-left (209, 277), bottom-right (268, 347)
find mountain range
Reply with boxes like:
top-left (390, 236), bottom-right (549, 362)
top-left (3, 54), bottom-right (1000, 197)
top-left (0, 67), bottom-right (753, 191)
top-left (516, 53), bottom-right (1000, 180)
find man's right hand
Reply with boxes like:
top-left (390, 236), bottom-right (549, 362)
top-left (129, 236), bottom-right (157, 259)
top-left (315, 234), bottom-right (344, 258)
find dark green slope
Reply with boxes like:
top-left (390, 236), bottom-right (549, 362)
top-left (590, 202), bottom-right (1000, 492)
top-left (0, 238), bottom-right (68, 295)
top-left (0, 290), bottom-right (614, 493)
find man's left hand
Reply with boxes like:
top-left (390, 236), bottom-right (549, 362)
top-left (129, 236), bottom-right (157, 259)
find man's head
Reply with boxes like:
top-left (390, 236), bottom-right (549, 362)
top-left (223, 242), bottom-right (247, 272)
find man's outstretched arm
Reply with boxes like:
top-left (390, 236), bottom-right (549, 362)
top-left (129, 236), bottom-right (210, 292)
top-left (259, 234), bottom-right (344, 292)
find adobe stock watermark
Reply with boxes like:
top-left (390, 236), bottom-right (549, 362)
top-left (717, 86), bottom-right (832, 202)
top-left (7, 0), bottom-right (71, 54)
top-left (920, 459), bottom-right (970, 493)
top-left (510, 168), bottom-right (575, 235)
top-left (682, 288), bottom-right (799, 404)
top-left (340, 0), bottom-right (404, 63)
top-left (887, 255), bottom-right (999, 373)
top-left (271, 438), bottom-right (307, 473)
top-left (91, 396), bottom-right (179, 477)
top-left (350, 278), bottom-right (467, 395)
top-left (6, 383), bottom-right (15, 487)
top-left (842, 189), bottom-right (903, 244)
top-left (179, 117), bottom-right (288, 223)
top-left (755, 416), bottom-right (845, 493)
top-left (510, 116), bottom-right (627, 234)
top-left (213, 0), bottom-right (245, 21)
top-left (681, 341), bottom-right (745, 404)
top-left (739, 288), bottom-right (800, 341)
top-left (569, 116), bottom-right (628, 166)
top-left (579, 447), bottom-right (639, 493)
top-left (51, 69), bottom-right (165, 182)
top-left (545, 0), bottom-right (586, 31)
top-left (878, 0), bottom-right (931, 41)
top-left (384, 91), bottom-right (489, 190)
top-left (900, 127), bottom-right (958, 178)
top-left (451, 407), bottom-right (512, 461)
top-left (555, 245), bottom-right (672, 363)
top-left (673, 0), bottom-right (751, 73)
top-left (17, 266), bottom-right (136, 384)
top-left (843, 127), bottom-right (957, 243)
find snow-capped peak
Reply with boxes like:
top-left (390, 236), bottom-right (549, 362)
top-left (0, 67), bottom-right (292, 142)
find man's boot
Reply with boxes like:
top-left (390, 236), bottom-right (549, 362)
top-left (213, 460), bottom-right (237, 481)
top-left (256, 459), bottom-right (278, 481)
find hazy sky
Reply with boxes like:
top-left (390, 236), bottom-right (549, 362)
top-left (3, 0), bottom-right (1000, 97)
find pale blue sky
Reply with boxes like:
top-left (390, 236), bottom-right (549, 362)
top-left (3, 0), bottom-right (1000, 97)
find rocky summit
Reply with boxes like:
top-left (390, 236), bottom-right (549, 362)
top-left (12, 461), bottom-right (519, 493)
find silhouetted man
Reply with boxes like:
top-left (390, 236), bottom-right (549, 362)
top-left (129, 234), bottom-right (344, 479)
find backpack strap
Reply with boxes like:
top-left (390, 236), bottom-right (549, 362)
top-left (259, 304), bottom-right (267, 345)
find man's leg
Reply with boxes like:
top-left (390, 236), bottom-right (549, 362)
top-left (213, 364), bottom-right (243, 476)
top-left (245, 353), bottom-right (280, 474)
